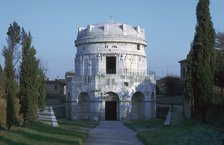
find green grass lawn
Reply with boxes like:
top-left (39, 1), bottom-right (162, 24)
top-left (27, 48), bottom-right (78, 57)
top-left (124, 119), bottom-right (164, 131)
top-left (125, 119), bottom-right (224, 145)
top-left (0, 120), bottom-right (98, 145)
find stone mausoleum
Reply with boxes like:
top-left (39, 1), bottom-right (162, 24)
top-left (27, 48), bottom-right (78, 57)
top-left (66, 21), bottom-right (156, 121)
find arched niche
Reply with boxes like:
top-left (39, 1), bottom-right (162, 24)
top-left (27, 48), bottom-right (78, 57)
top-left (78, 92), bottom-right (90, 120)
top-left (131, 91), bottom-right (145, 120)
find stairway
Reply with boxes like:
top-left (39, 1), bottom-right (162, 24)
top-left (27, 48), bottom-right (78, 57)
top-left (37, 106), bottom-right (58, 127)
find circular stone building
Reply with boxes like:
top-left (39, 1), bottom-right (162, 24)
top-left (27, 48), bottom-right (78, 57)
top-left (66, 21), bottom-right (156, 121)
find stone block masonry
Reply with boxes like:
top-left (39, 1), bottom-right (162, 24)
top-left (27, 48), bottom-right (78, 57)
top-left (66, 21), bottom-right (156, 121)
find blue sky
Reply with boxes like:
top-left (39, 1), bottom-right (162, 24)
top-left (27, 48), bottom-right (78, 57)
top-left (0, 0), bottom-right (224, 79)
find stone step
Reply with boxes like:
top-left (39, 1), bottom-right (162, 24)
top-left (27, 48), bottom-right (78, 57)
top-left (37, 106), bottom-right (58, 127)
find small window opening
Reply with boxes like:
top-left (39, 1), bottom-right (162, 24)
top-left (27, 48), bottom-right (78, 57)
top-left (106, 56), bottom-right (116, 74)
top-left (112, 45), bottom-right (117, 48)
top-left (137, 44), bottom-right (140, 50)
top-left (124, 82), bottom-right (128, 86)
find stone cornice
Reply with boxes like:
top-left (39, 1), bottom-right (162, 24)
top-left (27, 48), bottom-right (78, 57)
top-left (75, 36), bottom-right (147, 46)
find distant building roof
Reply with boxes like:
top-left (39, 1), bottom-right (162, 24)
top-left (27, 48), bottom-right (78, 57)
top-left (65, 72), bottom-right (74, 80)
top-left (46, 79), bottom-right (66, 85)
top-left (178, 59), bottom-right (187, 63)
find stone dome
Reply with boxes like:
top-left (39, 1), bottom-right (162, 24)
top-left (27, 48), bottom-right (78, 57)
top-left (75, 22), bottom-right (147, 47)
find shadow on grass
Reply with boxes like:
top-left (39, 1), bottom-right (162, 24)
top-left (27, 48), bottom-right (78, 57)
top-left (29, 123), bottom-right (88, 140)
top-left (124, 119), bottom-right (163, 132)
top-left (15, 129), bottom-right (80, 145)
top-left (135, 120), bottom-right (224, 145)
top-left (0, 136), bottom-right (29, 145)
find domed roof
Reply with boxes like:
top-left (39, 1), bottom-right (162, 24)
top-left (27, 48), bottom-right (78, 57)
top-left (75, 21), bottom-right (147, 46)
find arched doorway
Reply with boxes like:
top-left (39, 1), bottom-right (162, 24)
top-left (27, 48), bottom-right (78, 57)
top-left (78, 92), bottom-right (90, 120)
top-left (105, 92), bottom-right (119, 120)
top-left (132, 92), bottom-right (145, 120)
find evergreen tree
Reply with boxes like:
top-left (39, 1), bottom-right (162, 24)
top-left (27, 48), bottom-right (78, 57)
top-left (3, 48), bottom-right (17, 130)
top-left (2, 22), bottom-right (21, 130)
top-left (37, 67), bottom-right (46, 112)
top-left (7, 22), bottom-right (20, 49)
top-left (187, 0), bottom-right (215, 122)
top-left (0, 65), bottom-right (4, 98)
top-left (186, 50), bottom-right (194, 118)
top-left (19, 29), bottom-right (39, 124)
top-left (0, 65), bottom-right (2, 74)
top-left (7, 22), bottom-right (21, 66)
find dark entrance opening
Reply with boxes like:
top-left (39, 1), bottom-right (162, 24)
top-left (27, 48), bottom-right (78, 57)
top-left (106, 56), bottom-right (116, 74)
top-left (105, 101), bottom-right (117, 120)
